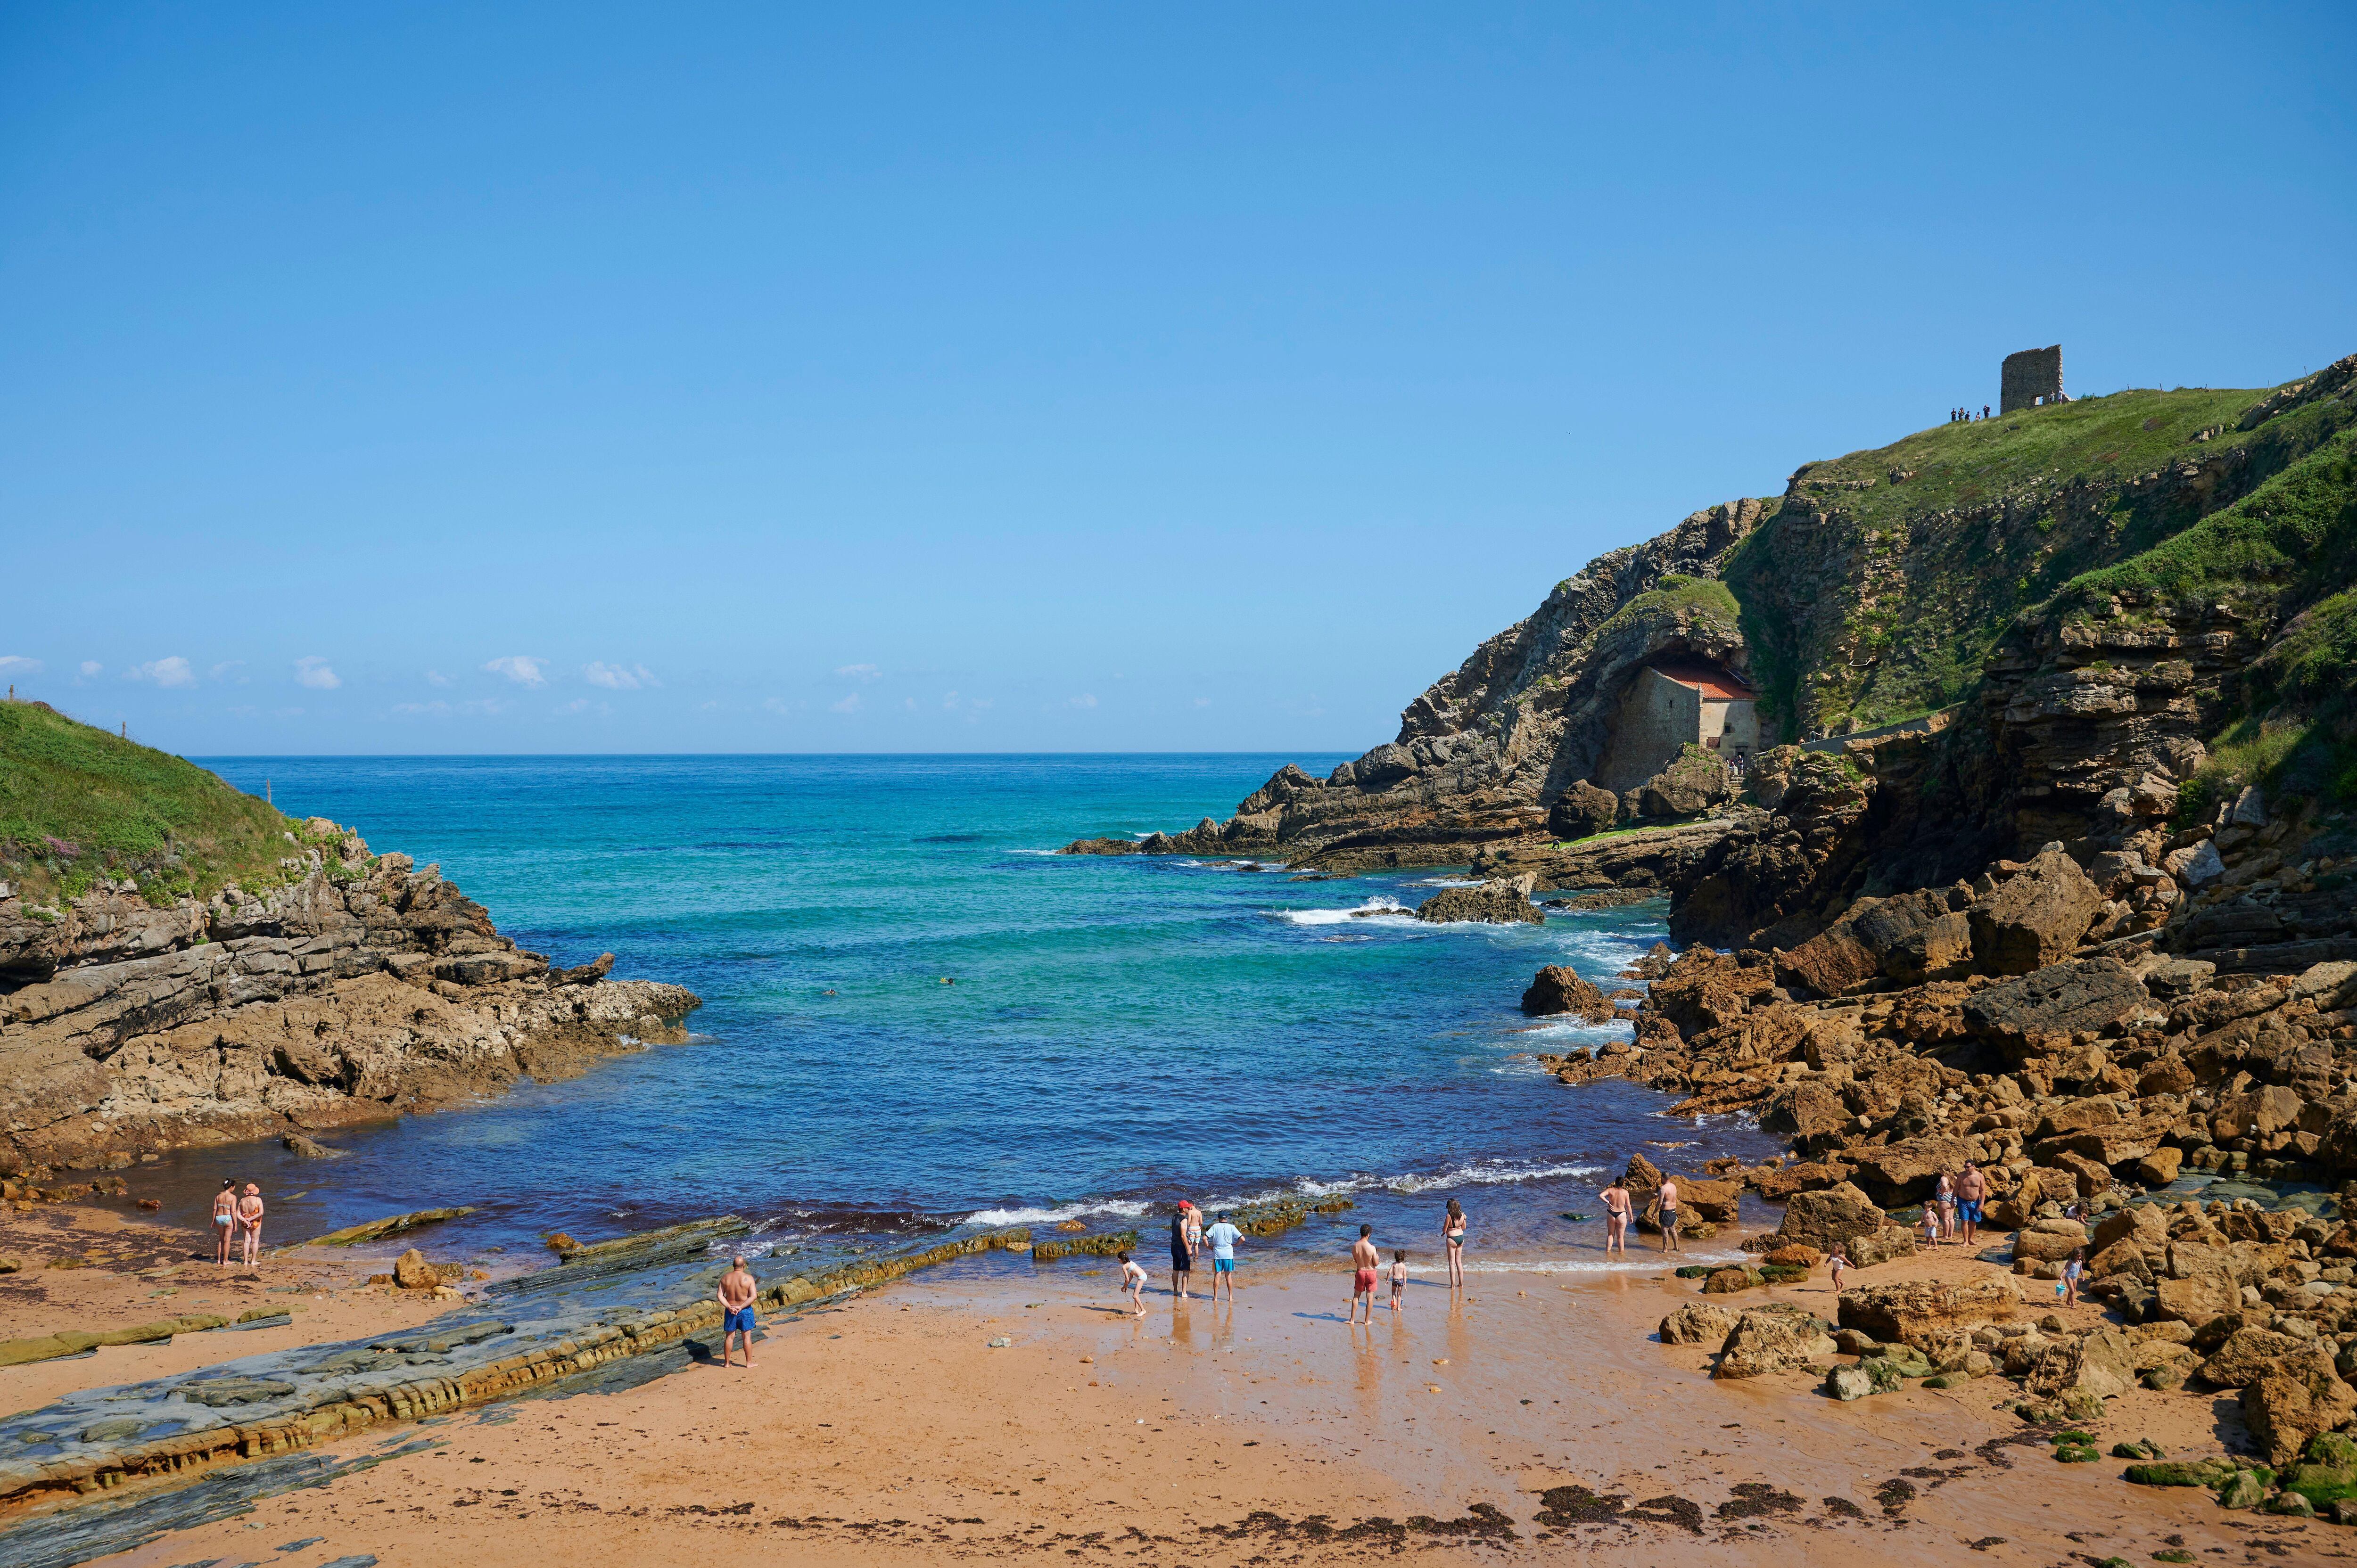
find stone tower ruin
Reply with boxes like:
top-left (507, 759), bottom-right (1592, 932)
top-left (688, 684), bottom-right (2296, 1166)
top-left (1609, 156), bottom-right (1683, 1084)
top-left (2000, 344), bottom-right (2064, 413)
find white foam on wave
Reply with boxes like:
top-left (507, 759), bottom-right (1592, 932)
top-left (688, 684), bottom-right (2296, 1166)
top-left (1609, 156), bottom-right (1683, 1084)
top-left (1274, 897), bottom-right (1413, 926)
top-left (1518, 1014), bottom-right (1631, 1037)
top-left (1401, 1251), bottom-right (1744, 1276)
top-left (1201, 1158), bottom-right (1607, 1209)
top-left (962, 1197), bottom-right (1151, 1227)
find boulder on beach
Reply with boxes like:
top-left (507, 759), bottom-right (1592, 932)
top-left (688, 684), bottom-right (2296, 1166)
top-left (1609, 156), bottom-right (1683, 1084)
top-left (1659, 1302), bottom-right (1741, 1345)
top-left (393, 1248), bottom-right (444, 1290)
top-left (1837, 1278), bottom-right (2017, 1350)
top-left (1768, 1182), bottom-right (1886, 1254)
top-left (1711, 1306), bottom-right (1835, 1380)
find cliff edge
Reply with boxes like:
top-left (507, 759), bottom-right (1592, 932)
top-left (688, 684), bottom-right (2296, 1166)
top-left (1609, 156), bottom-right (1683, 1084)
top-left (1066, 353), bottom-right (2357, 902)
top-left (0, 700), bottom-right (699, 1170)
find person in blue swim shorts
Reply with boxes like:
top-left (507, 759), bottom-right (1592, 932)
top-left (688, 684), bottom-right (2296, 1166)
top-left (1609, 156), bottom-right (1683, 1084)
top-left (718, 1254), bottom-right (759, 1370)
top-left (1203, 1210), bottom-right (1243, 1304)
top-left (1956, 1161), bottom-right (1987, 1247)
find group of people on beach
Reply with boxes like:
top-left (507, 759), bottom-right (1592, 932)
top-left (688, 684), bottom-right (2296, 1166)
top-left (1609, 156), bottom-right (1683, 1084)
top-left (209, 1179), bottom-right (266, 1266)
top-left (1917, 1163), bottom-right (1989, 1248)
top-left (1114, 1196), bottom-right (1475, 1322)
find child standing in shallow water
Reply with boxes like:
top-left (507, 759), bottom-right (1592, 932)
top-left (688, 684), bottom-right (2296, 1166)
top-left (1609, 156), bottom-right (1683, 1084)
top-left (1389, 1250), bottom-right (1408, 1313)
top-left (1118, 1251), bottom-right (1146, 1317)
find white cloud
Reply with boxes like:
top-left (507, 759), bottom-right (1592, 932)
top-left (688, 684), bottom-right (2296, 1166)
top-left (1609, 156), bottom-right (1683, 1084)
top-left (583, 661), bottom-right (659, 690)
top-left (1194, 697), bottom-right (1212, 707)
top-left (209, 660), bottom-right (246, 682)
top-left (0, 656), bottom-right (41, 676)
top-left (391, 701), bottom-right (451, 717)
top-left (425, 669), bottom-right (453, 688)
top-left (130, 657), bottom-right (196, 688)
top-left (970, 698), bottom-right (992, 710)
top-left (556, 697), bottom-right (609, 716)
top-left (79, 660), bottom-right (102, 679)
top-left (293, 656), bottom-right (341, 690)
top-left (483, 655), bottom-right (546, 687)
top-left (834, 663), bottom-right (881, 681)
top-left (1069, 693), bottom-right (1097, 709)
top-left (830, 693), bottom-right (862, 714)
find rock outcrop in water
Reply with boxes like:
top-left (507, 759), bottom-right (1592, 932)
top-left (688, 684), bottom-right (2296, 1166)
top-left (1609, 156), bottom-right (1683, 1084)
top-left (0, 837), bottom-right (699, 1170)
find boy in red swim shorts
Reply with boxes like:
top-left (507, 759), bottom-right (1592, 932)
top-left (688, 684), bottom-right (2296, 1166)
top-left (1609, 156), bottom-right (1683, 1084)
top-left (1348, 1225), bottom-right (1380, 1324)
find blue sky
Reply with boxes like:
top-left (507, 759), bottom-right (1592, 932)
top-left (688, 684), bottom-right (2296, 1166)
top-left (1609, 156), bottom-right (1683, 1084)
top-left (5, 4), bottom-right (2352, 756)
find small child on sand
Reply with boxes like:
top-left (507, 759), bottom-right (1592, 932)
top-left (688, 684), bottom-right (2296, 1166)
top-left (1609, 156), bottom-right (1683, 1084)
top-left (1827, 1247), bottom-right (1848, 1292)
top-left (1389, 1250), bottom-right (1408, 1312)
top-left (2060, 1249), bottom-right (2084, 1308)
top-left (1118, 1251), bottom-right (1146, 1317)
top-left (1919, 1204), bottom-right (1940, 1249)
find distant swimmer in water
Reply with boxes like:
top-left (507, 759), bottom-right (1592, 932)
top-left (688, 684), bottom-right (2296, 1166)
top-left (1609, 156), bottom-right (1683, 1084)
top-left (1442, 1198), bottom-right (1467, 1291)
top-left (1348, 1225), bottom-right (1380, 1325)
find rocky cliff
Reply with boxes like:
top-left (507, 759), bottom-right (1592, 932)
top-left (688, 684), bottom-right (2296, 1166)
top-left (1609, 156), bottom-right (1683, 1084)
top-left (1064, 353), bottom-right (2357, 907)
top-left (0, 705), bottom-right (699, 1171)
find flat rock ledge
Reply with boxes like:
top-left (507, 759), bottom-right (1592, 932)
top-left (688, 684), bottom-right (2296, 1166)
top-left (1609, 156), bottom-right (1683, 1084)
top-left (0, 1218), bottom-right (1035, 1523)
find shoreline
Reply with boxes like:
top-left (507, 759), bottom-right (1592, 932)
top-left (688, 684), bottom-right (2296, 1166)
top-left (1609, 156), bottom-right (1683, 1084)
top-left (0, 1205), bottom-right (2311, 1568)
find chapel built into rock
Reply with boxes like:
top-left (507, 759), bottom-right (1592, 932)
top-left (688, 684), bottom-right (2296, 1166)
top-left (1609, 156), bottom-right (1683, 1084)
top-left (1595, 657), bottom-right (1760, 791)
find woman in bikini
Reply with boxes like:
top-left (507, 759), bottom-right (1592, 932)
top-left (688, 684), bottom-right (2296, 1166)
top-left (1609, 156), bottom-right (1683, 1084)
top-left (1442, 1198), bottom-right (1467, 1291)
top-left (1600, 1176), bottom-right (1632, 1257)
top-left (236, 1182), bottom-right (266, 1267)
top-left (212, 1180), bottom-right (238, 1265)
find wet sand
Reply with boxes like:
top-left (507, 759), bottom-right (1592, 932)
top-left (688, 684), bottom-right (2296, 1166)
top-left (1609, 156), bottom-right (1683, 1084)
top-left (2, 1207), bottom-right (2338, 1567)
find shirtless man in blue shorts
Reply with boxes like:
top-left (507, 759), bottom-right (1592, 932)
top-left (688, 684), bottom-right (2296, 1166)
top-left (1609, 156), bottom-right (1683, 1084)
top-left (718, 1255), bottom-right (759, 1370)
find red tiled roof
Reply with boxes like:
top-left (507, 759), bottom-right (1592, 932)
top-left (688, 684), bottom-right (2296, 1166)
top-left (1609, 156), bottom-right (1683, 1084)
top-left (1649, 658), bottom-right (1755, 702)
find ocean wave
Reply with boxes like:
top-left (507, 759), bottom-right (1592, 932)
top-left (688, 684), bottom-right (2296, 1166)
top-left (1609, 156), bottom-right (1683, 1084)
top-left (1401, 1252), bottom-right (1745, 1275)
top-left (1197, 1158), bottom-right (1608, 1209)
top-left (961, 1197), bottom-right (1152, 1228)
top-left (1521, 1017), bottom-right (1636, 1042)
top-left (1273, 897), bottom-right (1413, 926)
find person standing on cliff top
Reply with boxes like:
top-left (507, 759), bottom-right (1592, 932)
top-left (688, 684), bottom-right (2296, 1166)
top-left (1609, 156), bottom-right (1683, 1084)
top-left (1956, 1162), bottom-right (1987, 1247)
top-left (235, 1183), bottom-right (266, 1267)
top-left (1348, 1225), bottom-right (1381, 1324)
top-left (1600, 1176), bottom-right (1633, 1258)
top-left (717, 1255), bottom-right (758, 1369)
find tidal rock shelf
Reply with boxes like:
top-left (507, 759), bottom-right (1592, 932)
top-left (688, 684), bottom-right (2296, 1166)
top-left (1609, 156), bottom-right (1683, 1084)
top-left (0, 1218), bottom-right (1038, 1526)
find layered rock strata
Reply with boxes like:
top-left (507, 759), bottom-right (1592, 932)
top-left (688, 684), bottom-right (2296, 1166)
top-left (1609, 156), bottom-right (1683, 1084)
top-left (0, 828), bottom-right (699, 1169)
top-left (0, 1219), bottom-right (1031, 1522)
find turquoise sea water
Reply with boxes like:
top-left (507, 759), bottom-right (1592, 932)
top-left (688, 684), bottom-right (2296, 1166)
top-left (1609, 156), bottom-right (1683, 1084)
top-left (145, 755), bottom-right (1776, 1269)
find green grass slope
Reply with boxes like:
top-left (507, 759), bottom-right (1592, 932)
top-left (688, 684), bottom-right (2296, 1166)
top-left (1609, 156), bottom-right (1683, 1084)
top-left (0, 698), bottom-right (298, 908)
top-left (2053, 425), bottom-right (2357, 818)
top-left (1721, 374), bottom-right (2357, 740)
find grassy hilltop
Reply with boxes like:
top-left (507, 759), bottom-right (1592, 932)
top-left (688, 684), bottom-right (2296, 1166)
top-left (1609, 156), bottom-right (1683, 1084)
top-left (0, 699), bottom-right (307, 909)
top-left (1722, 376), bottom-right (2357, 741)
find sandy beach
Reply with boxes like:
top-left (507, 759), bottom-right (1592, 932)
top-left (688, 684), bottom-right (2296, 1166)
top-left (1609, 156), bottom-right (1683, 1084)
top-left (0, 1205), bottom-right (2331, 1568)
